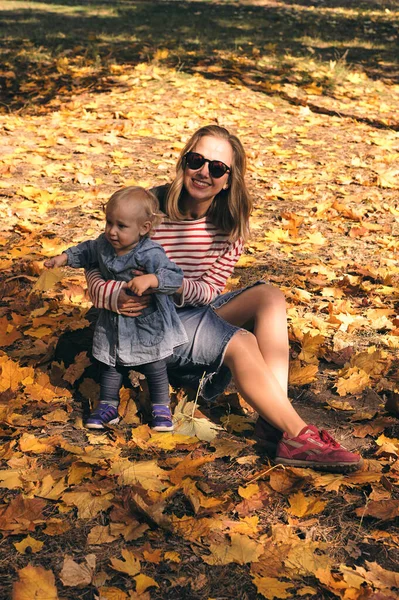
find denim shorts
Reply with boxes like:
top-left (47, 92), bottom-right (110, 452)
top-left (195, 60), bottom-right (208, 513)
top-left (166, 281), bottom-right (264, 401)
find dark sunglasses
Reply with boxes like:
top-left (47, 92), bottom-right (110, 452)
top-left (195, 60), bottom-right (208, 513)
top-left (183, 151), bottom-right (231, 179)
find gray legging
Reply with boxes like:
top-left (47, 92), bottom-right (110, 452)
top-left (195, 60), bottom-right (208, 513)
top-left (100, 360), bottom-right (170, 406)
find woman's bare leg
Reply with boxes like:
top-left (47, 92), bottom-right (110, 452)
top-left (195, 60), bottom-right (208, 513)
top-left (223, 331), bottom-right (306, 437)
top-left (215, 285), bottom-right (290, 394)
top-left (216, 285), bottom-right (306, 437)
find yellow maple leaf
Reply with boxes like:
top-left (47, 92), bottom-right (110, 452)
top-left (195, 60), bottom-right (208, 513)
top-left (97, 587), bottom-right (127, 600)
top-left (148, 431), bottom-right (199, 450)
top-left (326, 399), bottom-right (355, 411)
top-left (31, 268), bottom-right (64, 292)
top-left (252, 575), bottom-right (293, 599)
top-left (19, 433), bottom-right (56, 454)
top-left (164, 551), bottom-right (181, 563)
top-left (0, 470), bottom-right (23, 490)
top-left (335, 367), bottom-right (370, 397)
top-left (0, 359), bottom-right (34, 392)
top-left (298, 332), bottom-right (324, 364)
top-left (202, 533), bottom-right (263, 565)
top-left (289, 361), bottom-right (318, 385)
top-left (236, 255), bottom-right (258, 267)
top-left (110, 549), bottom-right (141, 577)
top-left (34, 474), bottom-right (67, 500)
top-left (24, 326), bottom-right (53, 339)
top-left (12, 564), bottom-right (58, 600)
top-left (109, 459), bottom-right (170, 491)
top-left (134, 573), bottom-right (159, 594)
top-left (67, 462), bottom-right (93, 486)
top-left (14, 535), bottom-right (44, 554)
top-left (61, 491), bottom-right (113, 519)
top-left (174, 399), bottom-right (221, 441)
top-left (238, 483), bottom-right (260, 500)
top-left (288, 491), bottom-right (327, 517)
top-left (285, 541), bottom-right (332, 576)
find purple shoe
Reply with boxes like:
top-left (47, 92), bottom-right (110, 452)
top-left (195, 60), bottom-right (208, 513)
top-left (85, 403), bottom-right (120, 430)
top-left (152, 404), bottom-right (174, 432)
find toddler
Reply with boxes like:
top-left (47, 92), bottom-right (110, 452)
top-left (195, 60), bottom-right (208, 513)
top-left (44, 186), bottom-right (187, 431)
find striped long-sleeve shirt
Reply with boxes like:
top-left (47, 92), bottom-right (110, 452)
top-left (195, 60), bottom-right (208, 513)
top-left (86, 215), bottom-right (244, 310)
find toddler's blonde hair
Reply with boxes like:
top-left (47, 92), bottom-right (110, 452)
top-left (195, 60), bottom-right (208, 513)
top-left (106, 186), bottom-right (163, 237)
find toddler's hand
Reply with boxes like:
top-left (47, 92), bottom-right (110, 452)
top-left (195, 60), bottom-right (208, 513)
top-left (44, 253), bottom-right (68, 268)
top-left (126, 274), bottom-right (158, 296)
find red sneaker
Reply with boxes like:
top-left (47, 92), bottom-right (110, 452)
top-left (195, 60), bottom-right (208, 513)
top-left (253, 416), bottom-right (283, 457)
top-left (275, 425), bottom-right (363, 472)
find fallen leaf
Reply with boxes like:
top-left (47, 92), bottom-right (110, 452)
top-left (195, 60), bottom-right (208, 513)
top-left (14, 535), bottom-right (44, 554)
top-left (110, 549), bottom-right (141, 577)
top-left (252, 575), bottom-right (293, 599)
top-left (288, 491), bottom-right (327, 517)
top-left (31, 268), bottom-right (64, 293)
top-left (134, 573), bottom-right (159, 594)
top-left (202, 533), bottom-right (263, 565)
top-left (60, 554), bottom-right (96, 587)
top-left (12, 564), bottom-right (58, 599)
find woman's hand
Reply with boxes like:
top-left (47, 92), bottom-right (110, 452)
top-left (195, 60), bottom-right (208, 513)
top-left (117, 287), bottom-right (151, 317)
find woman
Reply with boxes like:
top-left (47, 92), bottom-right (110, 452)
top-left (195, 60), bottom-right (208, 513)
top-left (86, 125), bottom-right (362, 472)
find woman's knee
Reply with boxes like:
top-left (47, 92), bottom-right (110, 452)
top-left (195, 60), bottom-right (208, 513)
top-left (224, 330), bottom-right (257, 365)
top-left (256, 283), bottom-right (286, 308)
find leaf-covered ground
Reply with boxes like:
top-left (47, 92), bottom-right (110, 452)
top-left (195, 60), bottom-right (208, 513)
top-left (0, 1), bottom-right (399, 599)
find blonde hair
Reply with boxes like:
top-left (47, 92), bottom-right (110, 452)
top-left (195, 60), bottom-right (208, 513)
top-left (106, 186), bottom-right (163, 237)
top-left (165, 125), bottom-right (252, 242)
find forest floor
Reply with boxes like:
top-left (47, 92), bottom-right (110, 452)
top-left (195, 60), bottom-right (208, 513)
top-left (0, 1), bottom-right (399, 599)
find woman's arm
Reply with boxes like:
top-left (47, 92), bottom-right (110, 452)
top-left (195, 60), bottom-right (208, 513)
top-left (179, 238), bottom-right (244, 307)
top-left (85, 268), bottom-right (125, 312)
top-left (85, 269), bottom-right (149, 316)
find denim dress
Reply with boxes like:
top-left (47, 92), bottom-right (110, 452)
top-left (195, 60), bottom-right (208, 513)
top-left (66, 235), bottom-right (188, 367)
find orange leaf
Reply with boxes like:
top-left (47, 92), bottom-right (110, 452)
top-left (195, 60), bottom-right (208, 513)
top-left (12, 564), bottom-right (58, 600)
top-left (63, 351), bottom-right (91, 384)
top-left (355, 499), bottom-right (399, 521)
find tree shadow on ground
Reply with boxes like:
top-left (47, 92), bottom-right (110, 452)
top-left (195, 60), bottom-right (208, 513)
top-left (1, 0), bottom-right (398, 117)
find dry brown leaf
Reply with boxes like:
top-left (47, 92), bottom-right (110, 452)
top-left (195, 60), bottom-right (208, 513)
top-left (63, 351), bottom-right (91, 384)
top-left (355, 499), bottom-right (399, 521)
top-left (60, 554), bottom-right (96, 587)
top-left (87, 525), bottom-right (119, 545)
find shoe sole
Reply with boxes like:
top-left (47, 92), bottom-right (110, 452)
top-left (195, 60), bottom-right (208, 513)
top-left (85, 418), bottom-right (120, 430)
top-left (275, 457), bottom-right (363, 472)
top-left (152, 425), bottom-right (174, 432)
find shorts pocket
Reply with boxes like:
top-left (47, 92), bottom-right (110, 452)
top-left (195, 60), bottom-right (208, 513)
top-left (137, 311), bottom-right (164, 346)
